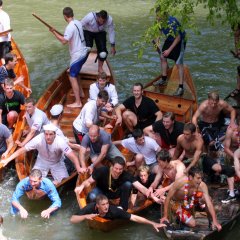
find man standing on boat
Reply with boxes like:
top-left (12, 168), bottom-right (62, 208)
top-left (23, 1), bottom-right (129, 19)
top-left (70, 194), bottom-right (165, 231)
top-left (144, 112), bottom-right (184, 157)
top-left (161, 167), bottom-right (222, 231)
top-left (1, 124), bottom-right (84, 183)
top-left (11, 169), bottom-right (61, 219)
top-left (172, 123), bottom-right (203, 173)
top-left (81, 10), bottom-right (116, 73)
top-left (50, 7), bottom-right (89, 108)
top-left (192, 91), bottom-right (236, 148)
top-left (15, 97), bottom-right (49, 147)
top-left (0, 0), bottom-right (11, 63)
top-left (115, 83), bottom-right (162, 133)
top-left (153, 8), bottom-right (186, 96)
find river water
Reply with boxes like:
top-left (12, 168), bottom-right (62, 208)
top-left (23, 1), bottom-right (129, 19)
top-left (1, 0), bottom-right (240, 239)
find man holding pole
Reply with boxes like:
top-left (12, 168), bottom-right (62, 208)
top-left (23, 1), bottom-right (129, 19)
top-left (50, 7), bottom-right (89, 108)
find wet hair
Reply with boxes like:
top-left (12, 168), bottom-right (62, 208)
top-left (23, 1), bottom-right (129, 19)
top-left (188, 167), bottom-right (203, 177)
top-left (163, 112), bottom-right (175, 121)
top-left (4, 78), bottom-right (14, 87)
top-left (156, 149), bottom-right (171, 163)
top-left (4, 53), bottom-right (16, 64)
top-left (97, 90), bottom-right (109, 102)
top-left (63, 7), bottom-right (74, 18)
top-left (111, 156), bottom-right (126, 167)
top-left (30, 169), bottom-right (42, 179)
top-left (97, 71), bottom-right (107, 80)
top-left (96, 194), bottom-right (108, 204)
top-left (208, 91), bottom-right (219, 101)
top-left (133, 82), bottom-right (143, 90)
top-left (132, 128), bottom-right (143, 140)
top-left (25, 97), bottom-right (36, 105)
top-left (96, 10), bottom-right (108, 20)
top-left (184, 122), bottom-right (196, 133)
top-left (138, 165), bottom-right (150, 175)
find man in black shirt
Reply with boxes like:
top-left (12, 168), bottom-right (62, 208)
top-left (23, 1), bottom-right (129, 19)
top-left (115, 83), bottom-right (162, 132)
top-left (70, 194), bottom-right (165, 232)
top-left (75, 156), bottom-right (151, 210)
top-left (0, 78), bottom-right (25, 129)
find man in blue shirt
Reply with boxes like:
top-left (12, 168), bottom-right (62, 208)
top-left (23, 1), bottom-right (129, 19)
top-left (11, 169), bottom-right (61, 219)
top-left (154, 10), bottom-right (186, 96)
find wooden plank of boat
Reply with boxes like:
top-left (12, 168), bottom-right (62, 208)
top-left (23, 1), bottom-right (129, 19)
top-left (162, 186), bottom-right (240, 240)
top-left (0, 38), bottom-right (31, 180)
top-left (143, 65), bottom-right (198, 123)
top-left (14, 51), bottom-right (114, 199)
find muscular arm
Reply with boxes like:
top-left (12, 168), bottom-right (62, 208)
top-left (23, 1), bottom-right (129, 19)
top-left (2, 134), bottom-right (14, 158)
top-left (172, 137), bottom-right (183, 160)
top-left (17, 128), bottom-right (36, 147)
top-left (92, 144), bottom-right (109, 167)
top-left (70, 213), bottom-right (98, 223)
top-left (192, 107), bottom-right (202, 126)
top-left (79, 146), bottom-right (88, 169)
top-left (50, 29), bottom-right (68, 45)
top-left (224, 128), bottom-right (234, 158)
top-left (66, 150), bottom-right (82, 173)
top-left (1, 147), bottom-right (26, 167)
top-left (223, 101), bottom-right (236, 127)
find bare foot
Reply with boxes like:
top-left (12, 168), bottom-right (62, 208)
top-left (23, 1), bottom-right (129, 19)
top-left (67, 102), bottom-right (82, 108)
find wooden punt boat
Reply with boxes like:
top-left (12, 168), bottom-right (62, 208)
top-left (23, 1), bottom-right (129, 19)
top-left (144, 65), bottom-right (198, 123)
top-left (162, 185), bottom-right (240, 240)
top-left (14, 51), bottom-right (115, 199)
top-left (0, 38), bottom-right (31, 180)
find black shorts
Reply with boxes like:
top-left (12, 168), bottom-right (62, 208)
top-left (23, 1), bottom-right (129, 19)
top-left (0, 41), bottom-right (12, 59)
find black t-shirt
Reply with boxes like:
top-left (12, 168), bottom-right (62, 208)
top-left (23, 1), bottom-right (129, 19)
top-left (122, 96), bottom-right (159, 130)
top-left (0, 66), bottom-right (16, 93)
top-left (0, 90), bottom-right (25, 115)
top-left (135, 173), bottom-right (156, 188)
top-left (92, 166), bottom-right (135, 192)
top-left (77, 202), bottom-right (131, 220)
top-left (152, 120), bottom-right (184, 147)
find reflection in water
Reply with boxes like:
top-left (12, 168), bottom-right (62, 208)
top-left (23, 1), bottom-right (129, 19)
top-left (0, 0), bottom-right (239, 239)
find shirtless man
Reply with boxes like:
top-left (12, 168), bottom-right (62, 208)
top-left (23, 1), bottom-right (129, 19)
top-left (161, 167), bottom-right (222, 231)
top-left (173, 123), bottom-right (203, 173)
top-left (153, 149), bottom-right (186, 200)
top-left (192, 91), bottom-right (236, 146)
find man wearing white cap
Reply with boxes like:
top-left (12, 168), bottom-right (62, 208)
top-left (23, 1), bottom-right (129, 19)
top-left (16, 97), bottom-right (49, 147)
top-left (1, 123), bottom-right (84, 184)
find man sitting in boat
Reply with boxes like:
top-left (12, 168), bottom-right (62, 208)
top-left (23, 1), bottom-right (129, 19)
top-left (75, 156), bottom-right (154, 211)
top-left (0, 53), bottom-right (32, 94)
top-left (1, 123), bottom-right (84, 182)
top-left (79, 125), bottom-right (124, 174)
top-left (160, 167), bottom-right (222, 231)
top-left (73, 90), bottom-right (109, 144)
top-left (202, 147), bottom-right (236, 204)
top-left (70, 194), bottom-right (165, 232)
top-left (144, 112), bottom-right (184, 157)
top-left (113, 128), bottom-right (160, 174)
top-left (0, 122), bottom-right (13, 158)
top-left (15, 97), bottom-right (49, 147)
top-left (115, 82), bottom-right (162, 133)
top-left (0, 78), bottom-right (25, 131)
top-left (89, 71), bottom-right (118, 123)
top-left (11, 169), bottom-right (61, 219)
top-left (153, 149), bottom-right (186, 202)
top-left (192, 91), bottom-right (236, 148)
top-left (172, 123), bottom-right (203, 173)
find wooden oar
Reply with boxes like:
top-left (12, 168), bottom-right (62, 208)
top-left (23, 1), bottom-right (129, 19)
top-left (0, 29), bottom-right (12, 37)
top-left (32, 13), bottom-right (63, 36)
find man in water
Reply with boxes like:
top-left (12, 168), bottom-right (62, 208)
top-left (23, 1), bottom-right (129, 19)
top-left (11, 169), bottom-right (61, 219)
top-left (70, 194), bottom-right (165, 232)
top-left (161, 167), bottom-right (222, 231)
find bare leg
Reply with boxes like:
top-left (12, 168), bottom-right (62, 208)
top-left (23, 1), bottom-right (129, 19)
top-left (7, 111), bottom-right (18, 128)
top-left (67, 76), bottom-right (82, 108)
top-left (177, 64), bottom-right (184, 85)
top-left (122, 111), bottom-right (137, 132)
top-left (160, 55), bottom-right (168, 76)
top-left (98, 60), bottom-right (104, 73)
top-left (77, 75), bottom-right (85, 98)
top-left (227, 177), bottom-right (234, 192)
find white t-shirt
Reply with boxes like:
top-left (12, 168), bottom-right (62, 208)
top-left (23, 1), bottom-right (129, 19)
top-left (0, 10), bottom-right (10, 42)
top-left (73, 100), bottom-right (99, 134)
top-left (25, 133), bottom-right (72, 166)
top-left (89, 83), bottom-right (118, 106)
top-left (25, 107), bottom-right (49, 132)
top-left (121, 136), bottom-right (160, 165)
top-left (64, 19), bottom-right (88, 64)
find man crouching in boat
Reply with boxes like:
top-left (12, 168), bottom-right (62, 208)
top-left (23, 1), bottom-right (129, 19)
top-left (160, 167), bottom-right (222, 231)
top-left (11, 169), bottom-right (61, 219)
top-left (70, 194), bottom-right (165, 232)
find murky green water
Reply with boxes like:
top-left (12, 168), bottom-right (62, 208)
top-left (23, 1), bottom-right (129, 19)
top-left (0, 0), bottom-right (239, 239)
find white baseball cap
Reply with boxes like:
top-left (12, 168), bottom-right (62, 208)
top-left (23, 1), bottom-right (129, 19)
top-left (50, 104), bottom-right (63, 116)
top-left (43, 124), bottom-right (58, 132)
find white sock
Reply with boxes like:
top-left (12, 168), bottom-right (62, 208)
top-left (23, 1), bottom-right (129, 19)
top-left (229, 190), bottom-right (235, 197)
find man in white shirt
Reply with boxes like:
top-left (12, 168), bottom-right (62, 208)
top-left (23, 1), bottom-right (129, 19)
top-left (81, 10), bottom-right (116, 73)
top-left (73, 90), bottom-right (108, 144)
top-left (0, 1), bottom-right (11, 62)
top-left (16, 97), bottom-right (49, 147)
top-left (50, 7), bottom-right (89, 108)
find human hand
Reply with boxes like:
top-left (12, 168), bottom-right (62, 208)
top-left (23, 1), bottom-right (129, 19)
top-left (85, 214), bottom-right (98, 220)
top-left (15, 140), bottom-right (24, 147)
top-left (160, 216), bottom-right (169, 224)
top-left (77, 167), bottom-right (88, 174)
top-left (74, 185), bottom-right (84, 195)
top-left (19, 208), bottom-right (28, 219)
top-left (153, 188), bottom-right (166, 198)
top-left (146, 187), bottom-right (153, 198)
top-left (152, 222), bottom-right (166, 232)
top-left (162, 49), bottom-right (170, 57)
top-left (41, 209), bottom-right (51, 219)
top-left (212, 221), bottom-right (222, 232)
top-left (26, 87), bottom-right (32, 94)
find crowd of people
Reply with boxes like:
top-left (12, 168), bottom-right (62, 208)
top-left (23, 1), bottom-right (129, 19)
top-left (1, 2), bottom-right (240, 235)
